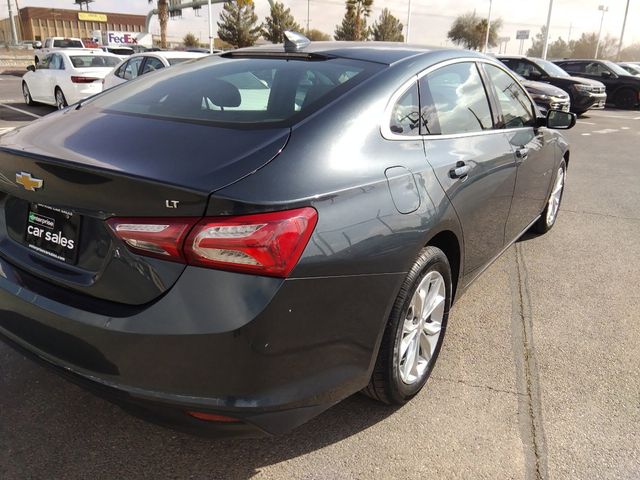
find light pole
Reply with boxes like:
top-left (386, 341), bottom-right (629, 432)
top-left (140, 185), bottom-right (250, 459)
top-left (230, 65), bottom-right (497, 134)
top-left (208, 0), bottom-right (213, 53)
top-left (541, 0), bottom-right (554, 60)
top-left (483, 0), bottom-right (493, 53)
top-left (616, 0), bottom-right (631, 61)
top-left (594, 4), bottom-right (608, 59)
top-left (406, 0), bottom-right (412, 43)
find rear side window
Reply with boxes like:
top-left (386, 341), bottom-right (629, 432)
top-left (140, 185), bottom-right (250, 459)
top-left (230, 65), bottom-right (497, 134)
top-left (483, 64), bottom-right (534, 129)
top-left (419, 62), bottom-right (493, 135)
top-left (141, 57), bottom-right (165, 74)
top-left (90, 56), bottom-right (382, 126)
top-left (389, 82), bottom-right (420, 136)
top-left (123, 56), bottom-right (144, 80)
top-left (559, 62), bottom-right (584, 73)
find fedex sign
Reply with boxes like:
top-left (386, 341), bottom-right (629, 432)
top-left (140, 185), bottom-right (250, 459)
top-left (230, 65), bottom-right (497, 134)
top-left (106, 31), bottom-right (138, 45)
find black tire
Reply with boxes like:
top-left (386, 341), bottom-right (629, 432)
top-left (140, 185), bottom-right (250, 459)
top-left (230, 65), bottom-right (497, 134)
top-left (54, 87), bottom-right (67, 110)
top-left (614, 88), bottom-right (638, 110)
top-left (22, 82), bottom-right (34, 106)
top-left (363, 246), bottom-right (452, 405)
top-left (532, 160), bottom-right (566, 234)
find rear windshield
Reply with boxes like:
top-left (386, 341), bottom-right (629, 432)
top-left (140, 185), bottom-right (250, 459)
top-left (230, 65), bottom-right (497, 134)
top-left (53, 39), bottom-right (83, 48)
top-left (107, 48), bottom-right (133, 56)
top-left (88, 56), bottom-right (383, 126)
top-left (70, 55), bottom-right (121, 68)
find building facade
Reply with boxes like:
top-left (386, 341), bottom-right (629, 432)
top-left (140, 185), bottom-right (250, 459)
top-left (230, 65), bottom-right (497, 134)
top-left (0, 7), bottom-right (147, 44)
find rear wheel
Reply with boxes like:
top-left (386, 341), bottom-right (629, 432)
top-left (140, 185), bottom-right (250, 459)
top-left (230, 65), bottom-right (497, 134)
top-left (363, 246), bottom-right (451, 405)
top-left (22, 82), bottom-right (34, 106)
top-left (532, 160), bottom-right (566, 234)
top-left (54, 87), bottom-right (67, 110)
top-left (614, 88), bottom-right (638, 109)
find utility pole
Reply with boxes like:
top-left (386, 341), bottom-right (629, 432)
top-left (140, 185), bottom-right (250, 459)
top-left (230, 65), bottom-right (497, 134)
top-left (483, 0), bottom-right (493, 53)
top-left (208, 0), bottom-right (213, 53)
top-left (595, 4), bottom-right (608, 59)
top-left (406, 0), bottom-right (412, 43)
top-left (7, 0), bottom-right (18, 45)
top-left (567, 22), bottom-right (573, 43)
top-left (616, 0), bottom-right (630, 61)
top-left (306, 0), bottom-right (310, 34)
top-left (542, 0), bottom-right (554, 59)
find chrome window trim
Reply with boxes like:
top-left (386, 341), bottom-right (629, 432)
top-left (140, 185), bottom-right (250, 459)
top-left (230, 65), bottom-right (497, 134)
top-left (381, 56), bottom-right (537, 141)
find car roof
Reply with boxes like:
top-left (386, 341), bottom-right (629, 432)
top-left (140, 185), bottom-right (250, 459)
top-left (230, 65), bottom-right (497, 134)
top-left (233, 41), bottom-right (479, 65)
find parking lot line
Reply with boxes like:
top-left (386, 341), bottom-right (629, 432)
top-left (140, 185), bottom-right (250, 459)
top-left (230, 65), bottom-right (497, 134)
top-left (0, 103), bottom-right (41, 119)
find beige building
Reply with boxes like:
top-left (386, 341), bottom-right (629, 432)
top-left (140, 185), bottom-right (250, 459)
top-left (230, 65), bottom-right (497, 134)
top-left (0, 7), bottom-right (147, 43)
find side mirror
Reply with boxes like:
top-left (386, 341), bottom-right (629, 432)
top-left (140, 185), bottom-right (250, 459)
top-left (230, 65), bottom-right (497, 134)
top-left (546, 110), bottom-right (576, 130)
top-left (529, 70), bottom-right (543, 80)
top-left (601, 70), bottom-right (613, 78)
top-left (33, 41), bottom-right (42, 49)
top-left (26, 65), bottom-right (35, 72)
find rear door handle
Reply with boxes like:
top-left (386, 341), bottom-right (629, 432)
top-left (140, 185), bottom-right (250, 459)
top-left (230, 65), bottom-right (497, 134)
top-left (449, 162), bottom-right (471, 179)
top-left (515, 147), bottom-right (529, 160)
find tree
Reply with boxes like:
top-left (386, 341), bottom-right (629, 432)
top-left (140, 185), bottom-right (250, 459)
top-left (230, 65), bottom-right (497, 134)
top-left (620, 43), bottom-right (640, 62)
top-left (262, 2), bottom-right (302, 43)
top-left (526, 27), bottom-right (570, 58)
top-left (149, 0), bottom-right (169, 49)
top-left (334, 0), bottom-right (373, 41)
top-left (217, 0), bottom-right (261, 48)
top-left (447, 12), bottom-right (502, 51)
top-left (371, 8), bottom-right (404, 42)
top-left (306, 29), bottom-right (331, 41)
top-left (183, 32), bottom-right (199, 48)
top-left (569, 32), bottom-right (618, 60)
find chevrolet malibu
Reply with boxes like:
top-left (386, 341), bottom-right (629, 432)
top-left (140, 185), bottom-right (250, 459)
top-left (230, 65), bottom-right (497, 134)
top-left (0, 36), bottom-right (575, 437)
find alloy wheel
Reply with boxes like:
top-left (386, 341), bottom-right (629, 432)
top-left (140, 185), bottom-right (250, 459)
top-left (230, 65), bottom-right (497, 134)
top-left (398, 270), bottom-right (446, 385)
top-left (546, 166), bottom-right (565, 227)
top-left (55, 90), bottom-right (66, 110)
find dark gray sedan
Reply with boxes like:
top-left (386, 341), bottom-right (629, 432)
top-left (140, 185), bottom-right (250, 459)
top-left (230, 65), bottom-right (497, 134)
top-left (0, 35), bottom-right (574, 436)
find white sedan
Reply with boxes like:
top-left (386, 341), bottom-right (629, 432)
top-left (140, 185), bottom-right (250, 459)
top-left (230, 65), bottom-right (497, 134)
top-left (22, 50), bottom-right (121, 110)
top-left (102, 51), bottom-right (207, 90)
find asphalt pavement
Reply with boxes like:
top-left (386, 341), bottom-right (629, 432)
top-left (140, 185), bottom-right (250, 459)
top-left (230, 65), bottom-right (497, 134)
top-left (0, 74), bottom-right (638, 480)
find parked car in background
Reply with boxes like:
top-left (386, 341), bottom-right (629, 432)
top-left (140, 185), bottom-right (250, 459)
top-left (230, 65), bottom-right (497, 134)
top-left (33, 37), bottom-right (86, 65)
top-left (1, 37), bottom-right (576, 436)
top-left (517, 74), bottom-right (570, 114)
top-left (498, 55), bottom-right (606, 115)
top-left (102, 51), bottom-right (207, 89)
top-left (22, 50), bottom-right (121, 109)
top-left (99, 45), bottom-right (135, 60)
top-left (554, 59), bottom-right (640, 109)
top-left (618, 62), bottom-right (640, 76)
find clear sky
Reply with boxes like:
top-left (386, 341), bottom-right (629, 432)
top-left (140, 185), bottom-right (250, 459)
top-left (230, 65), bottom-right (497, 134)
top-left (4, 0), bottom-right (638, 54)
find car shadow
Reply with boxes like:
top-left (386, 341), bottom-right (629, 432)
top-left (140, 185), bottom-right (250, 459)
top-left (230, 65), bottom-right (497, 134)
top-left (1, 348), bottom-right (400, 479)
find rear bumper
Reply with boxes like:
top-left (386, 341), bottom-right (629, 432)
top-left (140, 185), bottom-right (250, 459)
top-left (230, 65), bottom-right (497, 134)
top-left (66, 82), bottom-right (103, 105)
top-left (0, 256), bottom-right (402, 435)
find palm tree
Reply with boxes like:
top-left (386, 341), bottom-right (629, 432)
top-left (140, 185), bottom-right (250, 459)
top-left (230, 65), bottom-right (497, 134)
top-left (149, 0), bottom-right (169, 48)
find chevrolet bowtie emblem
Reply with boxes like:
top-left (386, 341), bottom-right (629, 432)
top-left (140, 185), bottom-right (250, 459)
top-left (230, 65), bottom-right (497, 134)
top-left (15, 172), bottom-right (43, 191)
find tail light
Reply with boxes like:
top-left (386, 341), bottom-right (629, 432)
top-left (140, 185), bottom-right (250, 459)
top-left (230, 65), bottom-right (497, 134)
top-left (71, 76), bottom-right (100, 83)
top-left (107, 208), bottom-right (317, 278)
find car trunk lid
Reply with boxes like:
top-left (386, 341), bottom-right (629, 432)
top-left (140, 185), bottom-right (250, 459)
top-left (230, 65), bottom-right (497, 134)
top-left (0, 107), bottom-right (290, 305)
